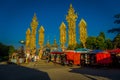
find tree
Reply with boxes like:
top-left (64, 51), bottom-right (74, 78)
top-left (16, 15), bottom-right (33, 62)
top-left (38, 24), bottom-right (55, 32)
top-left (95, 32), bottom-right (106, 50)
top-left (86, 36), bottom-right (97, 49)
top-left (114, 14), bottom-right (120, 24)
top-left (0, 43), bottom-right (8, 56)
top-left (104, 39), bottom-right (113, 49)
top-left (107, 13), bottom-right (120, 49)
top-left (108, 14), bottom-right (120, 34)
top-left (8, 46), bottom-right (15, 56)
top-left (0, 42), bottom-right (15, 61)
top-left (98, 32), bottom-right (105, 40)
top-left (96, 36), bottom-right (105, 50)
top-left (86, 32), bottom-right (107, 50)
top-left (113, 33), bottom-right (120, 48)
top-left (75, 43), bottom-right (83, 49)
top-left (67, 45), bottom-right (76, 50)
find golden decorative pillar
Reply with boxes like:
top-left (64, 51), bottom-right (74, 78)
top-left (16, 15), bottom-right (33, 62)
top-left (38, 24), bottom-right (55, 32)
top-left (66, 4), bottom-right (78, 46)
top-left (25, 28), bottom-right (31, 49)
top-left (59, 22), bottom-right (66, 50)
top-left (79, 18), bottom-right (87, 48)
top-left (38, 26), bottom-right (44, 59)
top-left (39, 26), bottom-right (45, 49)
top-left (30, 13), bottom-right (38, 50)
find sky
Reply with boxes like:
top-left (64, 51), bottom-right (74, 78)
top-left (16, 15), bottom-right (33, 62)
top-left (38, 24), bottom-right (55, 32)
top-left (0, 0), bottom-right (120, 48)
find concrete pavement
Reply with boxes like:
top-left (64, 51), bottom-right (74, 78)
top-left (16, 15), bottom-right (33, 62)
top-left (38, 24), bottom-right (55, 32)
top-left (22, 60), bottom-right (120, 80)
top-left (0, 60), bottom-right (120, 80)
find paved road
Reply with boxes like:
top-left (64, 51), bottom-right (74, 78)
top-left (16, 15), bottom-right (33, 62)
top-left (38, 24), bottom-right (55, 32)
top-left (0, 60), bottom-right (120, 80)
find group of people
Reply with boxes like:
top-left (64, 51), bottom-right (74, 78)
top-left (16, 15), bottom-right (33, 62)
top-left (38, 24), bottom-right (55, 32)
top-left (10, 48), bottom-right (41, 64)
top-left (45, 53), bottom-right (69, 66)
top-left (24, 48), bottom-right (41, 63)
top-left (10, 48), bottom-right (73, 66)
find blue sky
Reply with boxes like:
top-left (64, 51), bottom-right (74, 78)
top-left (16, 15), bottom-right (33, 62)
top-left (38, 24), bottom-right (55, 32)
top-left (0, 0), bottom-right (120, 48)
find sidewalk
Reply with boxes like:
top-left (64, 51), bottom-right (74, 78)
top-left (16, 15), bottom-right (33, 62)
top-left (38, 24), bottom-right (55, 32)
top-left (0, 61), bottom-right (8, 65)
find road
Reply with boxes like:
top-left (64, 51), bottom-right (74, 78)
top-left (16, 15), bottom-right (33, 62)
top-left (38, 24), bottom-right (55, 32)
top-left (0, 60), bottom-right (120, 80)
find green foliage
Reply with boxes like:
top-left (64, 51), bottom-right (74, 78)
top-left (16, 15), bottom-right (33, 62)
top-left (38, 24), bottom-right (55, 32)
top-left (104, 39), bottom-right (113, 49)
top-left (96, 36), bottom-right (105, 50)
top-left (108, 28), bottom-right (120, 33)
top-left (107, 14), bottom-right (120, 48)
top-left (98, 32), bottom-right (105, 40)
top-left (86, 36), bottom-right (97, 49)
top-left (113, 33), bottom-right (120, 48)
top-left (114, 14), bottom-right (120, 24)
top-left (75, 43), bottom-right (83, 49)
top-left (85, 32), bottom-right (113, 50)
top-left (67, 45), bottom-right (76, 50)
top-left (0, 43), bottom-right (9, 56)
top-left (108, 14), bottom-right (120, 33)
top-left (8, 46), bottom-right (15, 56)
top-left (0, 42), bottom-right (15, 61)
top-left (114, 14), bottom-right (120, 18)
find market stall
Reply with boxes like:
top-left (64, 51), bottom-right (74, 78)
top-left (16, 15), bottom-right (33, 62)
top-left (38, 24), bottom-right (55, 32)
top-left (50, 51), bottom-right (64, 63)
top-left (96, 52), bottom-right (112, 66)
top-left (65, 50), bottom-right (81, 65)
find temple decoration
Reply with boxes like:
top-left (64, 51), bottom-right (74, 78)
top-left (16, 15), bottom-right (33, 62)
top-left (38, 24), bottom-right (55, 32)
top-left (52, 38), bottom-right (58, 50)
top-left (24, 4), bottom-right (88, 52)
top-left (79, 18), bottom-right (87, 48)
top-left (25, 28), bottom-right (31, 49)
top-left (39, 26), bottom-right (45, 49)
top-left (30, 13), bottom-right (38, 50)
top-left (38, 25), bottom-right (45, 60)
top-left (46, 40), bottom-right (51, 48)
top-left (66, 4), bottom-right (78, 47)
top-left (59, 22), bottom-right (66, 50)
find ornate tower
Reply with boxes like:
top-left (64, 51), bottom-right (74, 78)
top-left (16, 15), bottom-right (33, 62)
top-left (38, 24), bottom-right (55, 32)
top-left (59, 22), bottom-right (66, 49)
top-left (79, 18), bottom-right (87, 48)
top-left (66, 4), bottom-right (78, 47)
top-left (25, 28), bottom-right (31, 49)
top-left (38, 26), bottom-right (44, 59)
top-left (46, 40), bottom-right (51, 48)
top-left (52, 38), bottom-right (58, 48)
top-left (39, 26), bottom-right (45, 49)
top-left (30, 13), bottom-right (38, 49)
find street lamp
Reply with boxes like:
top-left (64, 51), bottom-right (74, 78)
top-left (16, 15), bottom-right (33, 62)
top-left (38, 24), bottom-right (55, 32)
top-left (19, 40), bottom-right (25, 56)
top-left (19, 40), bottom-right (25, 44)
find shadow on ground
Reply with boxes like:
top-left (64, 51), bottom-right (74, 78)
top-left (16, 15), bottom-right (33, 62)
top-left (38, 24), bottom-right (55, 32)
top-left (0, 63), bottom-right (51, 80)
top-left (69, 67), bottom-right (120, 80)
